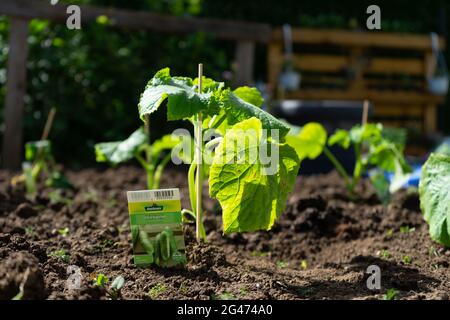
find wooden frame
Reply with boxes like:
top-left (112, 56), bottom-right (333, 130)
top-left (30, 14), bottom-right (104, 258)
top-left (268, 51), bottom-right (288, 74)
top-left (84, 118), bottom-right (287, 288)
top-left (268, 27), bottom-right (446, 135)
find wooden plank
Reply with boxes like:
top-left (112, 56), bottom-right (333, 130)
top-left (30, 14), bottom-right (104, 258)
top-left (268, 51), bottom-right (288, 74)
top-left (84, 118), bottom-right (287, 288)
top-left (0, 0), bottom-right (271, 42)
top-left (2, 18), bottom-right (29, 170)
top-left (293, 55), bottom-right (347, 72)
top-left (284, 89), bottom-right (445, 104)
top-left (267, 42), bottom-right (283, 94)
top-left (234, 41), bottom-right (255, 87)
top-left (367, 57), bottom-right (424, 75)
top-left (292, 54), bottom-right (424, 75)
top-left (272, 28), bottom-right (446, 50)
top-left (424, 104), bottom-right (438, 133)
top-left (373, 105), bottom-right (423, 117)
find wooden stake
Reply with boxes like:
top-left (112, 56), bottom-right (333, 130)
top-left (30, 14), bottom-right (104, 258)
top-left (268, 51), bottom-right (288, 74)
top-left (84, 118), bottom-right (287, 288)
top-left (362, 100), bottom-right (369, 126)
top-left (41, 107), bottom-right (57, 140)
top-left (196, 63), bottom-right (203, 242)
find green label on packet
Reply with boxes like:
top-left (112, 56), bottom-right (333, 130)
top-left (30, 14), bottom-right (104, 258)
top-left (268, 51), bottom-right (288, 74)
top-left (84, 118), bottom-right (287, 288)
top-left (127, 188), bottom-right (186, 267)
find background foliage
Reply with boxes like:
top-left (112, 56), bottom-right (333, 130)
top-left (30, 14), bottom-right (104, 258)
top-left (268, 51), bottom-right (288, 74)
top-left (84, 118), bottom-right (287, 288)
top-left (0, 0), bottom-right (449, 166)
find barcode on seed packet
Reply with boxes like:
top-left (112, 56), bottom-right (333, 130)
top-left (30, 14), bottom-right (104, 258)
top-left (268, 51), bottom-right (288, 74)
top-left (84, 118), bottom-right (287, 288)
top-left (127, 188), bottom-right (179, 202)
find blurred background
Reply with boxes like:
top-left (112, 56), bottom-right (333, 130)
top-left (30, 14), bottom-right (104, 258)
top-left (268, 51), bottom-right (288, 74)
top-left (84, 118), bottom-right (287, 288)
top-left (1, 0), bottom-right (450, 168)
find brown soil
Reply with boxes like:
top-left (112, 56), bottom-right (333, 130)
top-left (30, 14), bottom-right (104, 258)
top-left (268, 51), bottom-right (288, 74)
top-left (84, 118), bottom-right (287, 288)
top-left (0, 166), bottom-right (449, 300)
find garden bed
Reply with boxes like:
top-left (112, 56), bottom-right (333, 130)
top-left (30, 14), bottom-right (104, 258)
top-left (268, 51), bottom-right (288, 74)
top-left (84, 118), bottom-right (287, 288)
top-left (0, 166), bottom-right (449, 300)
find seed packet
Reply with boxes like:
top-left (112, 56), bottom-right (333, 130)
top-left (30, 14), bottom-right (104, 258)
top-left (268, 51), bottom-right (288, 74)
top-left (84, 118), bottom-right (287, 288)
top-left (127, 188), bottom-right (186, 267)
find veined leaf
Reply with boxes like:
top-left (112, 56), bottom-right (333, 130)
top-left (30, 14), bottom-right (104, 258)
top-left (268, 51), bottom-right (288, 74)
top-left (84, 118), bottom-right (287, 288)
top-left (419, 153), bottom-right (450, 246)
top-left (95, 127), bottom-right (147, 165)
top-left (286, 122), bottom-right (327, 160)
top-left (138, 68), bottom-right (219, 121)
top-left (233, 86), bottom-right (264, 107)
top-left (368, 141), bottom-right (411, 173)
top-left (349, 123), bottom-right (383, 144)
top-left (209, 117), bottom-right (300, 233)
top-left (221, 90), bottom-right (290, 139)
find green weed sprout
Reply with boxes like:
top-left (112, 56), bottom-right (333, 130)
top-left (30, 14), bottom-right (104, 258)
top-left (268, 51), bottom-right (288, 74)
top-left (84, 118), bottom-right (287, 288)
top-left (94, 274), bottom-right (125, 300)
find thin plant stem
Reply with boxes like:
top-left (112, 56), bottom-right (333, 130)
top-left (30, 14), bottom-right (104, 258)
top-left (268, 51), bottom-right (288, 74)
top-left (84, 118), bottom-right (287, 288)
top-left (323, 146), bottom-right (351, 190)
top-left (195, 63), bottom-right (204, 242)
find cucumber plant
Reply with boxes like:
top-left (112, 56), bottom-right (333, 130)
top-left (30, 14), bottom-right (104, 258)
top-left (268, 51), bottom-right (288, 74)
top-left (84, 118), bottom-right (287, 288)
top-left (138, 66), bottom-right (300, 241)
top-left (95, 128), bottom-right (191, 190)
top-left (286, 122), bottom-right (410, 203)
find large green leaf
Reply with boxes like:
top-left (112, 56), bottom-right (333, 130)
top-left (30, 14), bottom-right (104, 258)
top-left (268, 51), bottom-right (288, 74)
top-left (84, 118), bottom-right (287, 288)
top-left (233, 86), bottom-right (264, 107)
top-left (209, 117), bottom-right (300, 233)
top-left (286, 122), bottom-right (327, 160)
top-left (95, 127), bottom-right (147, 165)
top-left (221, 90), bottom-right (290, 139)
top-left (138, 68), bottom-right (219, 121)
top-left (419, 153), bottom-right (450, 246)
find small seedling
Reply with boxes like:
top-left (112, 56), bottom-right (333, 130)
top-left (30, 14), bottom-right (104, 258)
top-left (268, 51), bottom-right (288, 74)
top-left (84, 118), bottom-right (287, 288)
top-left (250, 251), bottom-right (268, 257)
top-left (56, 227), bottom-right (69, 236)
top-left (378, 250), bottom-right (391, 260)
top-left (212, 291), bottom-right (236, 300)
top-left (48, 249), bottom-right (70, 263)
top-left (402, 255), bottom-right (412, 264)
top-left (276, 260), bottom-right (288, 269)
top-left (109, 276), bottom-right (125, 300)
top-left (239, 287), bottom-right (249, 297)
top-left (300, 260), bottom-right (308, 270)
top-left (428, 246), bottom-right (440, 257)
top-left (94, 274), bottom-right (108, 287)
top-left (385, 229), bottom-right (394, 238)
top-left (382, 288), bottom-right (399, 300)
top-left (399, 226), bottom-right (415, 234)
top-left (148, 283), bottom-right (167, 299)
top-left (24, 226), bottom-right (36, 237)
top-left (94, 274), bottom-right (125, 299)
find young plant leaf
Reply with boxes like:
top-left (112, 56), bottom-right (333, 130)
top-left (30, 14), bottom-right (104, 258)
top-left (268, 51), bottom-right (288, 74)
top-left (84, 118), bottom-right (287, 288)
top-left (209, 117), bottom-right (300, 233)
top-left (233, 86), bottom-right (264, 107)
top-left (25, 140), bottom-right (52, 161)
top-left (95, 127), bottom-right (147, 165)
top-left (328, 129), bottom-right (350, 149)
top-left (419, 153), bottom-right (450, 246)
top-left (138, 68), bottom-right (219, 121)
top-left (220, 90), bottom-right (290, 139)
top-left (286, 122), bottom-right (327, 160)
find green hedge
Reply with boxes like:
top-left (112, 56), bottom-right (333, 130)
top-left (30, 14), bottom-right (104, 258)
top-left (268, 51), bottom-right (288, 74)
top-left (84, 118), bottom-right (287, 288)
top-left (0, 0), bottom-right (448, 166)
